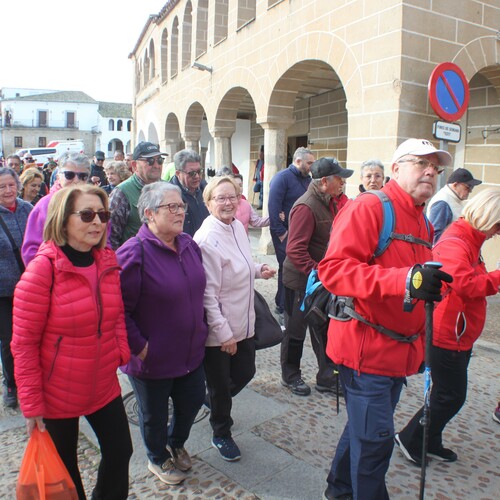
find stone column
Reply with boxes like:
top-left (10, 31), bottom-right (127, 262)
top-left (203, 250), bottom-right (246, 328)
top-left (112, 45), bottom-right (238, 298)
top-left (164, 140), bottom-right (179, 160)
top-left (211, 132), bottom-right (232, 170)
top-left (183, 135), bottom-right (200, 153)
top-left (257, 121), bottom-right (292, 254)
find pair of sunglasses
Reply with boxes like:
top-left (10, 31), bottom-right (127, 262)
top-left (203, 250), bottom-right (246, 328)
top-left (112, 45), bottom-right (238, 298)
top-left (72, 210), bottom-right (111, 223)
top-left (139, 157), bottom-right (165, 166)
top-left (60, 170), bottom-right (89, 181)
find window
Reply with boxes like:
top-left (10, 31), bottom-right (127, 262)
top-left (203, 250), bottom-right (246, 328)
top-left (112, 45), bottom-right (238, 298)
top-left (117, 120), bottom-right (123, 131)
top-left (38, 110), bottom-right (48, 127)
top-left (109, 119), bottom-right (114, 131)
top-left (14, 137), bottom-right (23, 147)
top-left (66, 112), bottom-right (76, 128)
top-left (214, 0), bottom-right (229, 45)
top-left (127, 120), bottom-right (132, 132)
top-left (39, 137), bottom-right (47, 147)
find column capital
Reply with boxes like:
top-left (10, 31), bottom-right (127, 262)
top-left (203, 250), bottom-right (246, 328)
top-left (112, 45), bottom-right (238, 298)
top-left (257, 118), bottom-right (294, 130)
top-left (210, 127), bottom-right (235, 138)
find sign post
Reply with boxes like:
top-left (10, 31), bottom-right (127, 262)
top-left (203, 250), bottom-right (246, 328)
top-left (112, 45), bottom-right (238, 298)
top-left (428, 62), bottom-right (470, 188)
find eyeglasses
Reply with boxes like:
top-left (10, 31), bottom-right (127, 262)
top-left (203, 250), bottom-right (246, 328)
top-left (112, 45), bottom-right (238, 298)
top-left (460, 183), bottom-right (473, 192)
top-left (212, 195), bottom-right (238, 205)
top-left (139, 156), bottom-right (165, 166)
top-left (156, 203), bottom-right (188, 214)
top-left (72, 210), bottom-right (111, 223)
top-left (24, 158), bottom-right (34, 162)
top-left (398, 157), bottom-right (444, 174)
top-left (60, 170), bottom-right (90, 181)
top-left (184, 169), bottom-right (203, 178)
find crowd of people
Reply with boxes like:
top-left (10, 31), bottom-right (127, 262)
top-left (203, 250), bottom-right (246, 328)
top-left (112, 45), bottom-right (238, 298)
top-left (0, 138), bottom-right (498, 499)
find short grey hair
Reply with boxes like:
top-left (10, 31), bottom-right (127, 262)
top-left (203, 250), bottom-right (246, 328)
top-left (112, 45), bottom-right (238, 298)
top-left (293, 147), bottom-right (313, 163)
top-left (215, 165), bottom-right (232, 176)
top-left (360, 159), bottom-right (385, 176)
top-left (0, 167), bottom-right (21, 191)
top-left (137, 181), bottom-right (182, 223)
top-left (58, 152), bottom-right (91, 172)
top-left (174, 149), bottom-right (201, 171)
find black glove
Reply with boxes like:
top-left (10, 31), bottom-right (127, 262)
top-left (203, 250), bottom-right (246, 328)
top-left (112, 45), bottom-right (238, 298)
top-left (409, 265), bottom-right (453, 302)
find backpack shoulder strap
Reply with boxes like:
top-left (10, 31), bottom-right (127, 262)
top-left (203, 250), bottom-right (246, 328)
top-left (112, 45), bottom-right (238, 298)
top-left (361, 190), bottom-right (394, 258)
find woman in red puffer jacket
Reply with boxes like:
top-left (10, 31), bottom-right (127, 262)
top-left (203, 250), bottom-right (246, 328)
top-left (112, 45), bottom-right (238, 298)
top-left (396, 188), bottom-right (500, 465)
top-left (12, 184), bottom-right (132, 500)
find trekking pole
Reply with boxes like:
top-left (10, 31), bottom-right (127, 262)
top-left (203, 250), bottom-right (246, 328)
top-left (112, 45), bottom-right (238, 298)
top-left (419, 261), bottom-right (442, 500)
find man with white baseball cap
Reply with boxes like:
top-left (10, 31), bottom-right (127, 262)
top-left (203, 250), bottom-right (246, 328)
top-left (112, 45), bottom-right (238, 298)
top-left (318, 138), bottom-right (453, 500)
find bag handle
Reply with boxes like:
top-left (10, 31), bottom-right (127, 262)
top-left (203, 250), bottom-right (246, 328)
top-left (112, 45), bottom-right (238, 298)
top-left (0, 214), bottom-right (25, 273)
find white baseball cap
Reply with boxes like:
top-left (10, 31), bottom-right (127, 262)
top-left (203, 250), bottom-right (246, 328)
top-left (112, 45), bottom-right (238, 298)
top-left (391, 138), bottom-right (453, 167)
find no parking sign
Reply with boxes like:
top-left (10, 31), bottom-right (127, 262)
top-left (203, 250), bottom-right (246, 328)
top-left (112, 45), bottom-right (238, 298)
top-left (428, 62), bottom-right (469, 122)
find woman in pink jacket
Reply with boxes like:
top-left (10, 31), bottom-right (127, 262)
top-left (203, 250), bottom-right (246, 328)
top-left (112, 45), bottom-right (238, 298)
top-left (12, 184), bottom-right (132, 500)
top-left (194, 176), bottom-right (275, 462)
top-left (232, 174), bottom-right (269, 233)
top-left (396, 188), bottom-right (500, 465)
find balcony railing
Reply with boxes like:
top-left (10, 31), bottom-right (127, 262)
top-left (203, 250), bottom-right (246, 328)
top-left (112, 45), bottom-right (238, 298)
top-left (0, 119), bottom-right (80, 129)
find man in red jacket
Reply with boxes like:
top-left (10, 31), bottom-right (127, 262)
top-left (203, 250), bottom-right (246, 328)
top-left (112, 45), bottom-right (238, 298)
top-left (318, 138), bottom-right (453, 500)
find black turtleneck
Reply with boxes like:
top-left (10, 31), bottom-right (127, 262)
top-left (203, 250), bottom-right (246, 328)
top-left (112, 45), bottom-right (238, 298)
top-left (61, 244), bottom-right (95, 267)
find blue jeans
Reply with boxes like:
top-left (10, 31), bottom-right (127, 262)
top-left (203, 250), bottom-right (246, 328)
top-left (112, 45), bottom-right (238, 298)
top-left (326, 365), bottom-right (405, 500)
top-left (129, 363), bottom-right (206, 465)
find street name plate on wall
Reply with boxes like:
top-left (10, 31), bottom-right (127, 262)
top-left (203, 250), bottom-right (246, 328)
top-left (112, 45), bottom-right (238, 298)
top-left (432, 121), bottom-right (461, 143)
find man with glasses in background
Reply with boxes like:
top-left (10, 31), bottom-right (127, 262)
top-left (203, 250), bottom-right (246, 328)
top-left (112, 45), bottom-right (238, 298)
top-left (319, 138), bottom-right (454, 500)
top-left (170, 149), bottom-right (209, 236)
top-left (22, 153), bottom-right (91, 264)
top-left (90, 150), bottom-right (108, 187)
top-left (6, 155), bottom-right (22, 175)
top-left (109, 141), bottom-right (168, 249)
top-left (426, 167), bottom-right (482, 243)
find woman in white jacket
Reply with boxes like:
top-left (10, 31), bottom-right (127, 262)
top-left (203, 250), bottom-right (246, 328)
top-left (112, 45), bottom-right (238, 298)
top-left (194, 176), bottom-right (275, 461)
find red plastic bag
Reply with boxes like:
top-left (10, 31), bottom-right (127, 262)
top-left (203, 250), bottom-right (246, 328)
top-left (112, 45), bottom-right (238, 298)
top-left (16, 428), bottom-right (78, 499)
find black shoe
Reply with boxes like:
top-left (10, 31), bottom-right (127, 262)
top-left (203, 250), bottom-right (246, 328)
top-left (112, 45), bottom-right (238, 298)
top-left (394, 433), bottom-right (422, 466)
top-left (428, 445), bottom-right (457, 462)
top-left (315, 384), bottom-right (344, 396)
top-left (281, 378), bottom-right (311, 396)
top-left (324, 488), bottom-right (353, 500)
top-left (3, 387), bottom-right (18, 409)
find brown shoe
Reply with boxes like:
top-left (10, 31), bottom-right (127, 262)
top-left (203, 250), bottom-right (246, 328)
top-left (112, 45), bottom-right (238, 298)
top-left (167, 445), bottom-right (192, 471)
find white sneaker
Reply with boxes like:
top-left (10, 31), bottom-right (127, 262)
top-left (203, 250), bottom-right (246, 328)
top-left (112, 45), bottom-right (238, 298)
top-left (148, 458), bottom-right (187, 485)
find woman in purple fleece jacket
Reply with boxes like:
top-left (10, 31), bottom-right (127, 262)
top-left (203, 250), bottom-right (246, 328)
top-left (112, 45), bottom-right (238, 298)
top-left (116, 182), bottom-right (208, 487)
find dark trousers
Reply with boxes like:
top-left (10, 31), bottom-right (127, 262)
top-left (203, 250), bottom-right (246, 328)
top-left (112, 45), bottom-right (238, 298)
top-left (0, 297), bottom-right (15, 389)
top-left (281, 287), bottom-right (336, 386)
top-left (44, 396), bottom-right (132, 500)
top-left (398, 345), bottom-right (472, 455)
top-left (204, 338), bottom-right (256, 438)
top-left (129, 363), bottom-right (205, 465)
top-left (326, 365), bottom-right (405, 500)
top-left (271, 232), bottom-right (287, 313)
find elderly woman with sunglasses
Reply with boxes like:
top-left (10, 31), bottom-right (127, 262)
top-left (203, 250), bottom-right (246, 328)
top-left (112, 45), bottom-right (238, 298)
top-left (116, 182), bottom-right (208, 486)
top-left (12, 184), bottom-right (132, 500)
top-left (396, 188), bottom-right (500, 466)
top-left (21, 152), bottom-right (91, 265)
top-left (194, 176), bottom-right (276, 462)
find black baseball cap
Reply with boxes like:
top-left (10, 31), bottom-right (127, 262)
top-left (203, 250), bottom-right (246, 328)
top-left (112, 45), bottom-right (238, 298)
top-left (310, 157), bottom-right (354, 179)
top-left (94, 151), bottom-right (105, 160)
top-left (133, 141), bottom-right (168, 160)
top-left (447, 168), bottom-right (482, 187)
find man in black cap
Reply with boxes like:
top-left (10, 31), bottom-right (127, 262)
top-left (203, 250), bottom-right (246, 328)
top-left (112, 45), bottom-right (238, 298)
top-left (427, 167), bottom-right (482, 243)
top-left (90, 151), bottom-right (108, 186)
top-left (281, 157), bottom-right (354, 396)
top-left (108, 141), bottom-right (168, 249)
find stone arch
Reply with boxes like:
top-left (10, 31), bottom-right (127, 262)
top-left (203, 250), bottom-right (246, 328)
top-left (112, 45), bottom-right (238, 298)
top-left (164, 113), bottom-right (185, 156)
top-left (161, 28), bottom-right (168, 83)
top-left (213, 86), bottom-right (257, 136)
top-left (264, 32), bottom-right (362, 121)
top-left (182, 1), bottom-right (193, 70)
top-left (195, 0), bottom-right (208, 58)
top-left (185, 101), bottom-right (206, 140)
top-left (453, 36), bottom-right (500, 99)
top-left (149, 39), bottom-right (156, 80)
top-left (138, 130), bottom-right (146, 142)
top-left (143, 48), bottom-right (150, 86)
top-left (171, 17), bottom-right (179, 78)
top-left (148, 123), bottom-right (159, 144)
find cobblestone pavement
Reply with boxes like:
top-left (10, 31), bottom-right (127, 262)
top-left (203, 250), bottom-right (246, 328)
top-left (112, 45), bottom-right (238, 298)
top-left (1, 230), bottom-right (498, 499)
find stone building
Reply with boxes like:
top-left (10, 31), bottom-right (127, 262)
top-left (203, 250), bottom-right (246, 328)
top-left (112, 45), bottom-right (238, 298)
top-left (0, 88), bottom-right (132, 159)
top-left (130, 0), bottom-right (500, 263)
